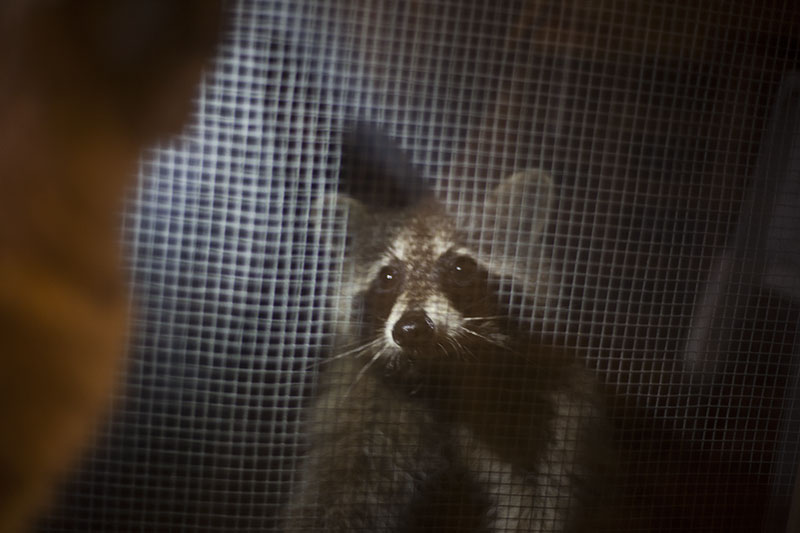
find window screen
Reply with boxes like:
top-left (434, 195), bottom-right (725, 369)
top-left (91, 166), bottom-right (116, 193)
top-left (38, 1), bottom-right (800, 532)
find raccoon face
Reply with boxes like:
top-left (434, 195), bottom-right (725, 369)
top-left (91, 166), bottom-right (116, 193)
top-left (354, 205), bottom-right (508, 368)
top-left (319, 164), bottom-right (554, 372)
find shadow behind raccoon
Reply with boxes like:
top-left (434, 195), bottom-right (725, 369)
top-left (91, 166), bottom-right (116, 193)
top-left (286, 128), bottom-right (615, 532)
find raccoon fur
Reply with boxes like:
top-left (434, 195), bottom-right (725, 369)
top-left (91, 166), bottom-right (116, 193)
top-left (286, 144), bottom-right (613, 532)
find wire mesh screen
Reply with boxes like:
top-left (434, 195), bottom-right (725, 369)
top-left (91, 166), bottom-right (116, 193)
top-left (37, 1), bottom-right (800, 532)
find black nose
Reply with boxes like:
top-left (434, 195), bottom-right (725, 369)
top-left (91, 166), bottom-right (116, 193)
top-left (392, 310), bottom-right (435, 348)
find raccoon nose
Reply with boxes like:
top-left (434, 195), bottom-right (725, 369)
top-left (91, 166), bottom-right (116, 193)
top-left (392, 310), bottom-right (435, 348)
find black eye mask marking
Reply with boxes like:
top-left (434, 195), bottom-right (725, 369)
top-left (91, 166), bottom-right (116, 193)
top-left (375, 264), bottom-right (402, 294)
top-left (362, 260), bottom-right (404, 324)
top-left (438, 252), bottom-right (493, 318)
top-left (443, 254), bottom-right (480, 288)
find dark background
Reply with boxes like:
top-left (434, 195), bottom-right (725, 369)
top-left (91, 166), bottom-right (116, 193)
top-left (36, 1), bottom-right (800, 531)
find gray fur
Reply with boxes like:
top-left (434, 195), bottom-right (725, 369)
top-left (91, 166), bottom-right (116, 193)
top-left (287, 171), bottom-right (612, 532)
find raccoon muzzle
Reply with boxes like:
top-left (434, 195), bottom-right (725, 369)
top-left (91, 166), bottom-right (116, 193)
top-left (391, 309), bottom-right (436, 349)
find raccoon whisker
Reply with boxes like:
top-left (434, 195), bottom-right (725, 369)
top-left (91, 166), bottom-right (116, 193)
top-left (462, 341), bottom-right (479, 362)
top-left (446, 336), bottom-right (469, 361)
top-left (346, 346), bottom-right (387, 397)
top-left (461, 315), bottom-right (505, 323)
top-left (305, 337), bottom-right (383, 371)
top-left (436, 340), bottom-right (455, 359)
top-left (442, 335), bottom-right (458, 357)
top-left (441, 334), bottom-right (474, 362)
top-left (457, 336), bottom-right (478, 362)
top-left (319, 337), bottom-right (384, 365)
top-left (458, 326), bottom-right (509, 350)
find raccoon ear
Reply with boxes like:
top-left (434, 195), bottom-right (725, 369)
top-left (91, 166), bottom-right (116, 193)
top-left (339, 123), bottom-right (430, 209)
top-left (481, 169), bottom-right (554, 243)
top-left (463, 169), bottom-right (555, 313)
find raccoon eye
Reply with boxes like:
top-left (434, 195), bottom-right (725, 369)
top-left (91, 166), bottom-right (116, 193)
top-left (375, 265), bottom-right (401, 293)
top-left (448, 255), bottom-right (479, 287)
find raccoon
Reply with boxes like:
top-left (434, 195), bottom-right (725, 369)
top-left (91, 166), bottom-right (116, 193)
top-left (286, 138), bottom-right (612, 532)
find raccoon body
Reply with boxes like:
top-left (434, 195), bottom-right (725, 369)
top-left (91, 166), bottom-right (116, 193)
top-left (286, 148), bottom-right (612, 532)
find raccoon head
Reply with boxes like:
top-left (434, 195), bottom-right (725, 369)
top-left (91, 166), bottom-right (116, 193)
top-left (316, 169), bottom-right (554, 373)
top-left (357, 201), bottom-right (502, 364)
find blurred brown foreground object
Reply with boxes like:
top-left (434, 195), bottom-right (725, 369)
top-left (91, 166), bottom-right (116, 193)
top-left (0, 1), bottom-right (223, 530)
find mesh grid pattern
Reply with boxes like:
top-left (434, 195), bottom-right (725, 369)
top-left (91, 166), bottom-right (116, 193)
top-left (38, 1), bottom-right (800, 531)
